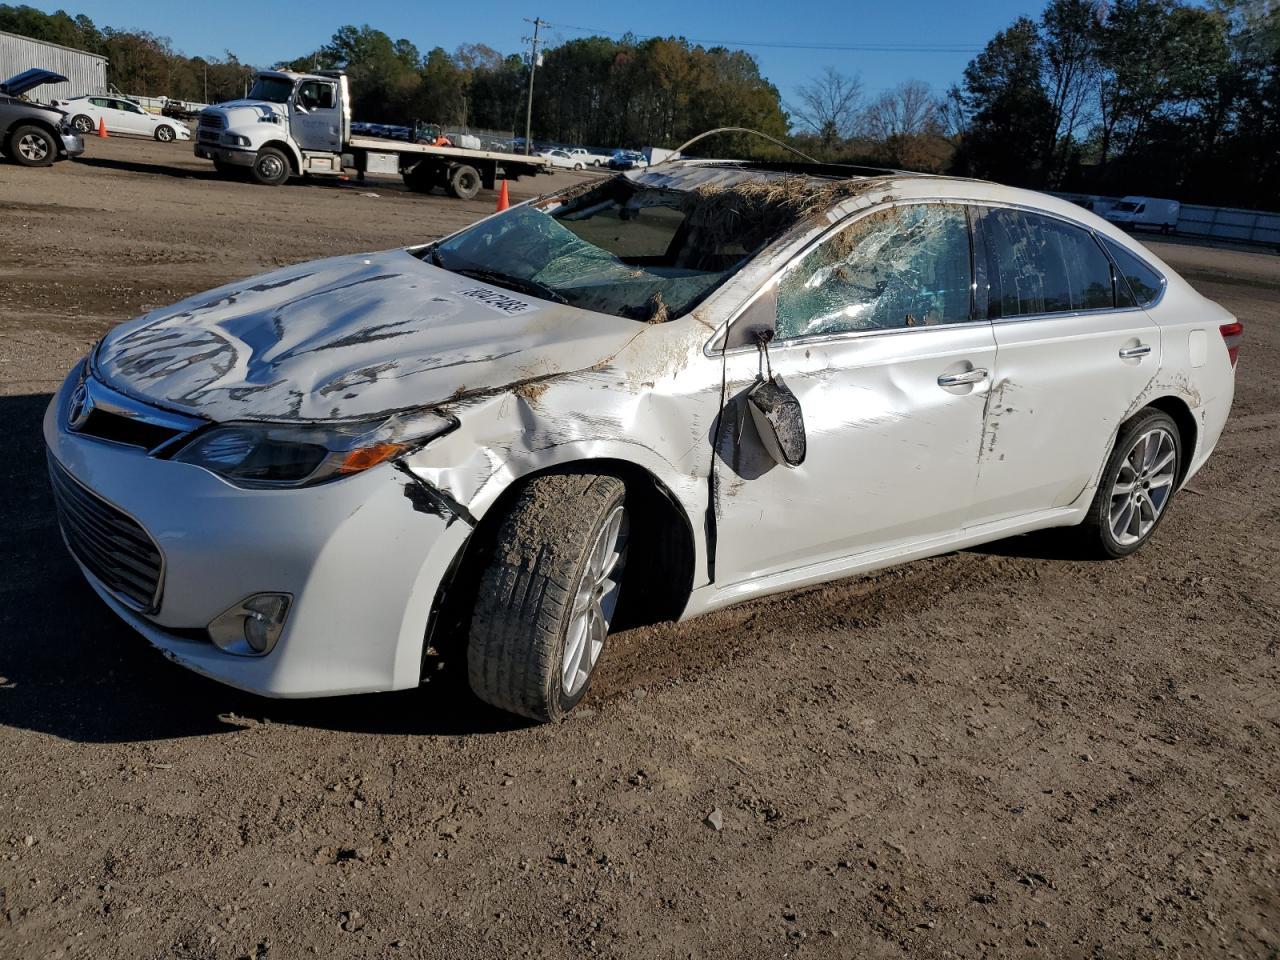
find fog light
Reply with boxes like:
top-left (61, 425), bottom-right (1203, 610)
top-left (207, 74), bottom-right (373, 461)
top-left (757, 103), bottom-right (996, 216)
top-left (208, 593), bottom-right (292, 656)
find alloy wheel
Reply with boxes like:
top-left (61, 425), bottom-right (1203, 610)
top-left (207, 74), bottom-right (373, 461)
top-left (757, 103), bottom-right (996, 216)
top-left (561, 505), bottom-right (628, 696)
top-left (1109, 426), bottom-right (1177, 546)
top-left (17, 133), bottom-right (50, 162)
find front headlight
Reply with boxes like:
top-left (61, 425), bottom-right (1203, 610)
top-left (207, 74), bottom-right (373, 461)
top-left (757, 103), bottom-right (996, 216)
top-left (170, 411), bottom-right (456, 488)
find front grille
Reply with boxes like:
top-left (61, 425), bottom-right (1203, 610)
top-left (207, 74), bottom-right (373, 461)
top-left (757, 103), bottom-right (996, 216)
top-left (198, 113), bottom-right (225, 130)
top-left (48, 455), bottom-right (163, 613)
top-left (198, 128), bottom-right (220, 143)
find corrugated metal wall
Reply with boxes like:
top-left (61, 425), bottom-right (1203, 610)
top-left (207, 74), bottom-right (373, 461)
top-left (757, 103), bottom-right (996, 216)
top-left (0, 30), bottom-right (108, 103)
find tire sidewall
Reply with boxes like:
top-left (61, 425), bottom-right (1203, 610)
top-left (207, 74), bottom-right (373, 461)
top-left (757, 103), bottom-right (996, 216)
top-left (155, 124), bottom-right (175, 142)
top-left (1095, 410), bottom-right (1181, 557)
top-left (549, 482), bottom-right (627, 717)
top-left (450, 165), bottom-right (480, 200)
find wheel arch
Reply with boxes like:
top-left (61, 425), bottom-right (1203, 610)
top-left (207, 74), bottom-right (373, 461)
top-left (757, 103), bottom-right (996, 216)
top-left (419, 457), bottom-right (697, 682)
top-left (5, 115), bottom-right (60, 144)
top-left (1143, 394), bottom-right (1198, 485)
top-left (258, 139), bottom-right (301, 173)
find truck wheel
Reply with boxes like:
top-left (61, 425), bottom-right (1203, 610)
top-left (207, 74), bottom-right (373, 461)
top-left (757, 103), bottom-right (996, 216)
top-left (250, 147), bottom-right (291, 186)
top-left (71, 115), bottom-right (94, 134)
top-left (447, 164), bottom-right (482, 201)
top-left (468, 473), bottom-right (629, 722)
top-left (6, 125), bottom-right (56, 166)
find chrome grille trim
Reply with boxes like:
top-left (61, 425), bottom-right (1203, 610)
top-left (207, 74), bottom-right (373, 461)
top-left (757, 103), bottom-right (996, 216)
top-left (48, 454), bottom-right (164, 613)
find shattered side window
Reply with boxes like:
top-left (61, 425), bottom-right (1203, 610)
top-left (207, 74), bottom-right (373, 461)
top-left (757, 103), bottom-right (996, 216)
top-left (981, 208), bottom-right (1114, 318)
top-left (775, 203), bottom-right (973, 339)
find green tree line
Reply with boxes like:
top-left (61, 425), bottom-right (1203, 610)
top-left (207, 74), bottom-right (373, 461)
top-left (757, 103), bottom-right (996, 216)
top-left (949, 0), bottom-right (1280, 210)
top-left (4, 1), bottom-right (1279, 210)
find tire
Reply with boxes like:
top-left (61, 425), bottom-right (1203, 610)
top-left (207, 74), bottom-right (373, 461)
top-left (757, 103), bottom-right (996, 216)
top-left (1078, 408), bottom-right (1182, 558)
top-left (6, 125), bottom-right (56, 167)
top-left (468, 473), bottom-right (629, 722)
top-left (447, 163), bottom-right (481, 200)
top-left (154, 124), bottom-right (176, 142)
top-left (401, 163), bottom-right (438, 194)
top-left (573, 162), bottom-right (584, 170)
top-left (71, 114), bottom-right (94, 134)
top-left (250, 147), bottom-right (290, 186)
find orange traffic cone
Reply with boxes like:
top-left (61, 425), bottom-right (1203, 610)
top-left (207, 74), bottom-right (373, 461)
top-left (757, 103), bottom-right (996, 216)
top-left (96, 117), bottom-right (108, 138)
top-left (495, 179), bottom-right (510, 212)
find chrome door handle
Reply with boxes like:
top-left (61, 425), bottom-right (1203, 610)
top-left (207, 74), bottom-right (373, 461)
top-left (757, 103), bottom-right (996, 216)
top-left (1119, 344), bottom-right (1152, 359)
top-left (937, 368), bottom-right (989, 387)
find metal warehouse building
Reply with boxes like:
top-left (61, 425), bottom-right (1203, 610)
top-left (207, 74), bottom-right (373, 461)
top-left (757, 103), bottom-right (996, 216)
top-left (0, 30), bottom-right (107, 103)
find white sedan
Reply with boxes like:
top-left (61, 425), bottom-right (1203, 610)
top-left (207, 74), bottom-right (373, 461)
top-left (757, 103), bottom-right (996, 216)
top-left (57, 95), bottom-right (190, 141)
top-left (538, 148), bottom-right (586, 170)
top-left (45, 162), bottom-right (1240, 721)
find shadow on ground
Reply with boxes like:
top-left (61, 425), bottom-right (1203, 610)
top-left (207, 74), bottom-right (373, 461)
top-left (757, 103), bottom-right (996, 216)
top-left (0, 393), bottom-right (524, 745)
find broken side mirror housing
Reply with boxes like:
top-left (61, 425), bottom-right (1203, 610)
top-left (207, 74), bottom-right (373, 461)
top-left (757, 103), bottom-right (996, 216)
top-left (748, 374), bottom-right (806, 468)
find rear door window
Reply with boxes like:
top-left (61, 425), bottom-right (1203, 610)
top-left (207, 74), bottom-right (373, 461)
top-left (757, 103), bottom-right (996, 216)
top-left (980, 208), bottom-right (1114, 318)
top-left (776, 203), bottom-right (975, 339)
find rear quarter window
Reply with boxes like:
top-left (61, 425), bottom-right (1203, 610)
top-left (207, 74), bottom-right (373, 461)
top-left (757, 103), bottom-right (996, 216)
top-left (1100, 236), bottom-right (1165, 307)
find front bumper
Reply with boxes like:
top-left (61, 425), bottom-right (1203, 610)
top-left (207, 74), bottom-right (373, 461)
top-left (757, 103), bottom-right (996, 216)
top-left (43, 372), bottom-right (472, 698)
top-left (61, 132), bottom-right (84, 157)
top-left (194, 143), bottom-right (255, 166)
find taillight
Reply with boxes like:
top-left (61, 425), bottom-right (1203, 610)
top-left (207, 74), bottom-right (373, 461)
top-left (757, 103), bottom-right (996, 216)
top-left (1219, 320), bottom-right (1243, 367)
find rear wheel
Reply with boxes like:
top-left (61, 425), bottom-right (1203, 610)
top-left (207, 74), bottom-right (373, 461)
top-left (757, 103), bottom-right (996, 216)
top-left (71, 114), bottom-right (94, 134)
top-left (447, 163), bottom-right (481, 200)
top-left (154, 124), bottom-right (176, 142)
top-left (7, 125), bottom-right (56, 166)
top-left (250, 147), bottom-right (290, 186)
top-left (467, 473), bottom-right (628, 722)
top-left (1078, 408), bottom-right (1181, 558)
top-left (401, 162), bottom-right (439, 194)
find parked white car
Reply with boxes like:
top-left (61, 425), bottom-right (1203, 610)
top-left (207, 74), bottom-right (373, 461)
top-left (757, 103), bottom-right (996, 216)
top-left (46, 162), bottom-right (1241, 721)
top-left (538, 148), bottom-right (586, 170)
top-left (57, 95), bottom-right (191, 141)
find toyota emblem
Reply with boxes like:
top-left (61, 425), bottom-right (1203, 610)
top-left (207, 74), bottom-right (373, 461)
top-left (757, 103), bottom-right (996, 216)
top-left (67, 380), bottom-right (94, 431)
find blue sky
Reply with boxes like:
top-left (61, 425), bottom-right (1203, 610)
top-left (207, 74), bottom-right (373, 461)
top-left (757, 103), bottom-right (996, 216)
top-left (39, 0), bottom-right (1039, 104)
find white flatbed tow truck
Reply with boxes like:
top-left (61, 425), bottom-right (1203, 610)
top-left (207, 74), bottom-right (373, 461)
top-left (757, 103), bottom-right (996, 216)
top-left (195, 69), bottom-right (550, 198)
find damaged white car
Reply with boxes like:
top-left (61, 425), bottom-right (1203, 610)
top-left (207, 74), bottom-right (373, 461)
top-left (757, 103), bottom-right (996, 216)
top-left (46, 161), bottom-right (1242, 720)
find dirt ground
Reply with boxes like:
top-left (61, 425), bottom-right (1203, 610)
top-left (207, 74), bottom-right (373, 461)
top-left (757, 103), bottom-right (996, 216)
top-left (1, 136), bottom-right (1277, 960)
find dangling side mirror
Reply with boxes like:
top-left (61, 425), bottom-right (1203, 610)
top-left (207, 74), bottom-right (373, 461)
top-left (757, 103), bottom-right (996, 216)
top-left (746, 330), bottom-right (806, 468)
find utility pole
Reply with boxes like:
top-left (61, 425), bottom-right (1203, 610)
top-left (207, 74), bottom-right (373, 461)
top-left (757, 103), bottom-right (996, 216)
top-left (522, 17), bottom-right (545, 156)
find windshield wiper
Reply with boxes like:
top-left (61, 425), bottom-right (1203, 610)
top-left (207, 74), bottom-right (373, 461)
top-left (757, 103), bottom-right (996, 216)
top-left (450, 267), bottom-right (570, 306)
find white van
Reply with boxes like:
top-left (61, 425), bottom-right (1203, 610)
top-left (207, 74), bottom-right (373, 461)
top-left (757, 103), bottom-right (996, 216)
top-left (1104, 196), bottom-right (1181, 234)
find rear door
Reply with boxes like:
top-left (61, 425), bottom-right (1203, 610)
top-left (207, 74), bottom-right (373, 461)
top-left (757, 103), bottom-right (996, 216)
top-left (968, 206), bottom-right (1161, 523)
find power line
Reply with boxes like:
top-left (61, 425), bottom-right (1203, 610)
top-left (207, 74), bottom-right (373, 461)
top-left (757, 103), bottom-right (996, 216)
top-left (543, 21), bottom-right (983, 54)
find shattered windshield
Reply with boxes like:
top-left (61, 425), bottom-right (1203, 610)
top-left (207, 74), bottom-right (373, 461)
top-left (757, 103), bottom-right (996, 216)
top-left (422, 177), bottom-right (799, 322)
top-left (248, 76), bottom-right (294, 104)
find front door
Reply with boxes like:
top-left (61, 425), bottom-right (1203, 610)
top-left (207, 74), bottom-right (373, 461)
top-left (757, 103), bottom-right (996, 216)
top-left (712, 201), bottom-right (997, 588)
top-left (968, 206), bottom-right (1162, 523)
top-left (290, 79), bottom-right (342, 153)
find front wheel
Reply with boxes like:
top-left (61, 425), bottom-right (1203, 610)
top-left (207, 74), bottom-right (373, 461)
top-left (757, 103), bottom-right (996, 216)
top-left (6, 125), bottom-right (56, 166)
top-left (1078, 408), bottom-right (1181, 558)
top-left (71, 114), bottom-right (94, 134)
top-left (468, 473), bottom-right (629, 722)
top-left (154, 124), bottom-right (176, 142)
top-left (250, 147), bottom-right (290, 186)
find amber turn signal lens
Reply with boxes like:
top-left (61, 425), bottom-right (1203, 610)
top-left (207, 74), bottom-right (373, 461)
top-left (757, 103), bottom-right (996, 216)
top-left (337, 442), bottom-right (408, 474)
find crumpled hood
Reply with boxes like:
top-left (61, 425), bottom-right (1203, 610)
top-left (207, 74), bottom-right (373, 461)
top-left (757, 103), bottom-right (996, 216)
top-left (93, 249), bottom-right (639, 423)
